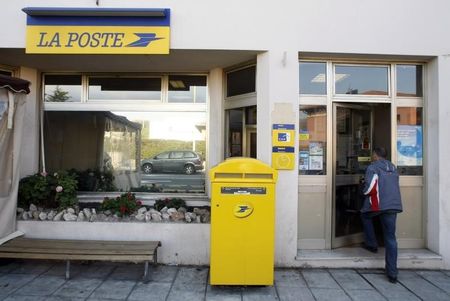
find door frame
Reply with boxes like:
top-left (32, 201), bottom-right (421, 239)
top-left (331, 102), bottom-right (374, 248)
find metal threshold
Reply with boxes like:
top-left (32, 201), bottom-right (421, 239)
top-left (295, 248), bottom-right (443, 269)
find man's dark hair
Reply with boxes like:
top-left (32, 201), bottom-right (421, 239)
top-left (373, 147), bottom-right (387, 159)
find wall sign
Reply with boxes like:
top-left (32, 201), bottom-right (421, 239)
top-left (272, 124), bottom-right (295, 170)
top-left (23, 7), bottom-right (170, 54)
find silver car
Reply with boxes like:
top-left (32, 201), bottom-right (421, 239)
top-left (141, 151), bottom-right (203, 175)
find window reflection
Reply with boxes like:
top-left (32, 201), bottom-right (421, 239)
top-left (335, 65), bottom-right (389, 96)
top-left (397, 107), bottom-right (423, 175)
top-left (299, 62), bottom-right (327, 95)
top-left (44, 75), bottom-right (82, 102)
top-left (88, 77), bottom-right (162, 100)
top-left (397, 65), bottom-right (423, 97)
top-left (168, 75), bottom-right (207, 103)
top-left (44, 111), bottom-right (206, 193)
top-left (226, 66), bottom-right (256, 97)
top-left (299, 105), bottom-right (327, 175)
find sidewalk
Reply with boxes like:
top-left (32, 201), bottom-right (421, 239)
top-left (0, 260), bottom-right (449, 301)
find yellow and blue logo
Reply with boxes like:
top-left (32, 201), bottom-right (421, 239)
top-left (23, 8), bottom-right (170, 54)
top-left (233, 204), bottom-right (254, 218)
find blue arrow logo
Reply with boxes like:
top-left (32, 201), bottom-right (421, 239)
top-left (126, 33), bottom-right (163, 47)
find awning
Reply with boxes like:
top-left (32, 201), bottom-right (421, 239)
top-left (0, 75), bottom-right (30, 94)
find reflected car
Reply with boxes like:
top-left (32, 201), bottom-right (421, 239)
top-left (141, 151), bottom-right (203, 175)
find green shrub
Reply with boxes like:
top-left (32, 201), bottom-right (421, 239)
top-left (102, 192), bottom-right (143, 216)
top-left (154, 197), bottom-right (186, 211)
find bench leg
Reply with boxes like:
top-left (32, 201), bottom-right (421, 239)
top-left (65, 260), bottom-right (71, 280)
top-left (143, 261), bottom-right (150, 283)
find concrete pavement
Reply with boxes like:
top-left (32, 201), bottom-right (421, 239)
top-left (0, 260), bottom-right (449, 300)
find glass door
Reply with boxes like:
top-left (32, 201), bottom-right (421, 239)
top-left (332, 103), bottom-right (373, 248)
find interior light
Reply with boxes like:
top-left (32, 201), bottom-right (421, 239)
top-left (335, 73), bottom-right (349, 82)
top-left (311, 73), bottom-right (326, 83)
top-left (169, 80), bottom-right (186, 89)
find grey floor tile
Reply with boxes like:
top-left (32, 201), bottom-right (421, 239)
top-left (53, 278), bottom-right (103, 298)
top-left (2, 296), bottom-right (47, 301)
top-left (0, 273), bottom-right (37, 297)
top-left (398, 271), bottom-right (449, 301)
top-left (15, 275), bottom-right (66, 296)
top-left (276, 285), bottom-right (314, 301)
top-left (108, 263), bottom-right (143, 281)
top-left (0, 262), bottom-right (21, 273)
top-left (127, 281), bottom-right (171, 301)
top-left (148, 265), bottom-right (178, 283)
top-left (46, 297), bottom-right (87, 301)
top-left (89, 279), bottom-right (136, 300)
top-left (275, 269), bottom-right (307, 287)
top-left (242, 286), bottom-right (278, 301)
top-left (77, 263), bottom-right (116, 279)
top-left (206, 285), bottom-right (242, 301)
top-left (44, 263), bottom-right (84, 278)
top-left (363, 273), bottom-right (420, 301)
top-left (329, 269), bottom-right (372, 290)
top-left (346, 289), bottom-right (386, 301)
top-left (416, 270), bottom-right (450, 294)
top-left (356, 269), bottom-right (384, 274)
top-left (166, 283), bottom-right (206, 301)
top-left (310, 288), bottom-right (351, 301)
top-left (9, 261), bottom-right (53, 275)
top-left (173, 267), bottom-right (209, 285)
top-left (302, 270), bottom-right (339, 289)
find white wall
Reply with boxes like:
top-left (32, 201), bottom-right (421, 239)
top-left (2, 0), bottom-right (450, 56)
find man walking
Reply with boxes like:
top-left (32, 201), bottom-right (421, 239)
top-left (361, 147), bottom-right (403, 283)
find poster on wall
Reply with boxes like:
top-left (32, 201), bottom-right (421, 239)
top-left (309, 156), bottom-right (323, 170)
top-left (397, 125), bottom-right (423, 166)
top-left (309, 142), bottom-right (323, 156)
top-left (299, 151), bottom-right (309, 170)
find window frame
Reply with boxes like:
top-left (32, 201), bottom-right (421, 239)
top-left (299, 60), bottom-right (328, 96)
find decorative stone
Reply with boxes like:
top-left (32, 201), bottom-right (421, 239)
top-left (77, 212), bottom-right (85, 222)
top-left (162, 213), bottom-right (170, 221)
top-left (135, 213), bottom-right (145, 221)
top-left (89, 214), bottom-right (97, 222)
top-left (185, 212), bottom-right (196, 223)
top-left (29, 204), bottom-right (37, 212)
top-left (83, 208), bottom-right (92, 219)
top-left (193, 208), bottom-right (209, 216)
top-left (145, 212), bottom-right (151, 222)
top-left (67, 208), bottom-right (75, 214)
top-left (160, 206), bottom-right (168, 214)
top-left (178, 207), bottom-right (187, 213)
top-left (96, 213), bottom-right (107, 222)
top-left (137, 207), bottom-right (147, 215)
top-left (63, 213), bottom-right (77, 221)
top-left (17, 207), bottom-right (24, 214)
top-left (53, 211), bottom-right (64, 221)
top-left (32, 211), bottom-right (40, 220)
top-left (167, 208), bottom-right (177, 215)
top-left (151, 213), bottom-right (162, 222)
top-left (104, 210), bottom-right (112, 216)
top-left (195, 216), bottom-right (201, 223)
top-left (47, 210), bottom-right (55, 220)
top-left (91, 208), bottom-right (97, 215)
top-left (39, 212), bottom-right (47, 221)
top-left (149, 209), bottom-right (159, 214)
top-left (171, 211), bottom-right (185, 222)
top-left (201, 213), bottom-right (211, 223)
top-left (22, 211), bottom-right (29, 220)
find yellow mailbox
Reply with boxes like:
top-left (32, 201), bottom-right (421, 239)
top-left (209, 158), bottom-right (278, 285)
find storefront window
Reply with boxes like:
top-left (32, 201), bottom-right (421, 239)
top-left (168, 75), bottom-right (207, 103)
top-left (44, 111), bottom-right (206, 193)
top-left (335, 65), bottom-right (389, 96)
top-left (397, 107), bottom-right (423, 175)
top-left (299, 62), bottom-right (327, 95)
top-left (299, 105), bottom-right (327, 175)
top-left (396, 65), bottom-right (423, 97)
top-left (88, 77), bottom-right (161, 100)
top-left (226, 65), bottom-right (256, 97)
top-left (44, 75), bottom-right (82, 102)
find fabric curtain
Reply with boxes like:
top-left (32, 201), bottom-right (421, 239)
top-left (0, 88), bottom-right (27, 242)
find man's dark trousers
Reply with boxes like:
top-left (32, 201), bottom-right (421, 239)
top-left (361, 211), bottom-right (398, 278)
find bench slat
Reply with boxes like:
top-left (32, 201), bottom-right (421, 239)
top-left (0, 252), bottom-right (154, 261)
top-left (0, 246), bottom-right (155, 255)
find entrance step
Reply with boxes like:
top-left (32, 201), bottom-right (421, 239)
top-left (295, 248), bottom-right (442, 269)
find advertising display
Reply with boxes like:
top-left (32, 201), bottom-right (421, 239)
top-left (272, 124), bottom-right (295, 170)
top-left (397, 125), bottom-right (423, 166)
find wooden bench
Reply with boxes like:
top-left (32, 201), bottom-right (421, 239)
top-left (0, 237), bottom-right (161, 282)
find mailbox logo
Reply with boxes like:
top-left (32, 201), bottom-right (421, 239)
top-left (234, 204), bottom-right (253, 218)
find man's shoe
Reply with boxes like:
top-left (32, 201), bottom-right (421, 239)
top-left (388, 276), bottom-right (397, 283)
top-left (360, 243), bottom-right (378, 253)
